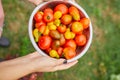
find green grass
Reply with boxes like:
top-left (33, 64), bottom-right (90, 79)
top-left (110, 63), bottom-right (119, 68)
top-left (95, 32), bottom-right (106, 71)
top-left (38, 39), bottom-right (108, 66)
top-left (0, 0), bottom-right (120, 80)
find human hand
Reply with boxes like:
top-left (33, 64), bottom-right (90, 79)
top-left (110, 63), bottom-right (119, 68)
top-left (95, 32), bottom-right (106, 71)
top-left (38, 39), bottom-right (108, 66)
top-left (28, 0), bottom-right (50, 5)
top-left (28, 0), bottom-right (76, 6)
top-left (29, 52), bottom-right (78, 72)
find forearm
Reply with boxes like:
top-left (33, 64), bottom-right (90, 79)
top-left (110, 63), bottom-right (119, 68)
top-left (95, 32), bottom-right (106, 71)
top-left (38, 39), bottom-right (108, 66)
top-left (0, 53), bottom-right (35, 80)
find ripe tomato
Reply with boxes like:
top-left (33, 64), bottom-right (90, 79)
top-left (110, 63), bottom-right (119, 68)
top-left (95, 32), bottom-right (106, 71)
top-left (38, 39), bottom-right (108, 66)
top-left (49, 50), bottom-right (59, 58)
top-left (34, 11), bottom-right (43, 22)
top-left (60, 34), bottom-right (66, 46)
top-left (54, 11), bottom-right (62, 19)
top-left (57, 24), bottom-right (66, 33)
top-left (35, 21), bottom-right (46, 28)
top-left (57, 47), bottom-right (63, 57)
top-left (79, 18), bottom-right (90, 29)
top-left (64, 39), bottom-right (77, 50)
top-left (43, 12), bottom-right (54, 22)
top-left (71, 22), bottom-right (83, 34)
top-left (38, 24), bottom-right (46, 34)
top-left (61, 14), bottom-right (72, 25)
top-left (44, 8), bottom-right (53, 14)
top-left (69, 6), bottom-right (80, 20)
top-left (38, 35), bottom-right (52, 50)
top-left (51, 40), bottom-right (60, 50)
top-left (63, 47), bottom-right (76, 59)
top-left (45, 47), bottom-right (52, 54)
top-left (75, 34), bottom-right (87, 46)
top-left (54, 4), bottom-right (68, 15)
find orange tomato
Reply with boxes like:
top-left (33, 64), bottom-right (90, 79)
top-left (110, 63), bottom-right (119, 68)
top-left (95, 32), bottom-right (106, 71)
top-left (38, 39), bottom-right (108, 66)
top-left (60, 34), bottom-right (66, 46)
top-left (54, 4), bottom-right (68, 15)
top-left (57, 24), bottom-right (67, 33)
top-left (64, 39), bottom-right (77, 50)
top-left (63, 47), bottom-right (76, 59)
top-left (79, 18), bottom-right (90, 29)
top-left (75, 34), bottom-right (87, 46)
top-left (71, 22), bottom-right (83, 34)
top-left (61, 14), bottom-right (72, 25)
top-left (34, 11), bottom-right (43, 22)
top-left (69, 6), bottom-right (80, 20)
top-left (38, 24), bottom-right (46, 34)
top-left (44, 8), bottom-right (53, 14)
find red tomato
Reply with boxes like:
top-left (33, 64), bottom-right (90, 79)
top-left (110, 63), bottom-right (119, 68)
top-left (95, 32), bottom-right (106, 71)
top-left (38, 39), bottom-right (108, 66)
top-left (61, 14), bottom-right (72, 25)
top-left (35, 21), bottom-right (46, 28)
top-left (38, 35), bottom-right (52, 50)
top-left (57, 24), bottom-right (67, 33)
top-left (57, 47), bottom-right (63, 57)
top-left (43, 12), bottom-right (54, 22)
top-left (79, 18), bottom-right (90, 29)
top-left (38, 24), bottom-right (46, 34)
top-left (64, 39), bottom-right (77, 50)
top-left (44, 8), bottom-right (53, 14)
top-left (45, 47), bottom-right (52, 54)
top-left (75, 34), bottom-right (87, 46)
top-left (63, 47), bottom-right (76, 59)
top-left (34, 12), bottom-right (43, 22)
top-left (54, 4), bottom-right (68, 15)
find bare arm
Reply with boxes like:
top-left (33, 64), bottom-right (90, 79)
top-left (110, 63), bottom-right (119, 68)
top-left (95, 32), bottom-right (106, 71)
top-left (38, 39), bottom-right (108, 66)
top-left (0, 52), bottom-right (78, 80)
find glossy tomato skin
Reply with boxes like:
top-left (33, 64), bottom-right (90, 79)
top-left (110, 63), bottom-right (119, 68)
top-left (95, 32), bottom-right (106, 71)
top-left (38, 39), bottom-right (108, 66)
top-left (44, 8), bottom-right (53, 14)
top-left (34, 12), bottom-right (43, 22)
top-left (38, 24), bottom-right (46, 34)
top-left (57, 25), bottom-right (66, 33)
top-left (63, 47), bottom-right (76, 59)
top-left (79, 18), bottom-right (90, 29)
top-left (61, 14), bottom-right (72, 25)
top-left (38, 35), bottom-right (52, 50)
top-left (75, 34), bottom-right (87, 46)
top-left (54, 4), bottom-right (68, 15)
top-left (35, 21), bottom-right (46, 28)
top-left (43, 12), bottom-right (54, 22)
top-left (71, 22), bottom-right (83, 34)
top-left (64, 39), bottom-right (77, 50)
top-left (57, 47), bottom-right (63, 57)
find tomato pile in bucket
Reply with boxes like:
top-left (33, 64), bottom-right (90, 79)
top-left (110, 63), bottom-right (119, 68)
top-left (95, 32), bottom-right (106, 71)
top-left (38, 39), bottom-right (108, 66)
top-left (32, 3), bottom-right (90, 60)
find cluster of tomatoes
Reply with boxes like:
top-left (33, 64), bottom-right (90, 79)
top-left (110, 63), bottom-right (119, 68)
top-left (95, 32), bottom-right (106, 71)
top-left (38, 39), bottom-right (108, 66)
top-left (33, 3), bottom-right (90, 59)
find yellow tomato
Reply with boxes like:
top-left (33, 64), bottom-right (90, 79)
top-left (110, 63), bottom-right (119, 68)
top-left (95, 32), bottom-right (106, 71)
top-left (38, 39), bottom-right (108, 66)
top-left (47, 21), bottom-right (54, 26)
top-left (54, 19), bottom-right (61, 26)
top-left (33, 28), bottom-right (39, 42)
top-left (43, 26), bottom-right (50, 35)
top-left (49, 50), bottom-right (59, 58)
top-left (71, 22), bottom-right (83, 34)
top-left (54, 11), bottom-right (62, 19)
top-left (48, 24), bottom-right (57, 30)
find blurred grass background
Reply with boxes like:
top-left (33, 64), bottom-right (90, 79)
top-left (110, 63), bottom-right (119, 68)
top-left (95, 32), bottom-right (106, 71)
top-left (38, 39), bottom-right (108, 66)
top-left (0, 0), bottom-right (120, 80)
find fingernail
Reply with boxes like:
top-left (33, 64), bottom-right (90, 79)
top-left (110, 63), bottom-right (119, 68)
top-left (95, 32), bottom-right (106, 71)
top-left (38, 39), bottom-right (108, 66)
top-left (63, 60), bottom-right (67, 64)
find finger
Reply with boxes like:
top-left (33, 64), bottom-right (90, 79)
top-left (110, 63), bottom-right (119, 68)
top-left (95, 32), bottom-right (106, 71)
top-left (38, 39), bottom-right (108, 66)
top-left (54, 60), bottom-right (78, 71)
top-left (54, 59), bottom-right (66, 66)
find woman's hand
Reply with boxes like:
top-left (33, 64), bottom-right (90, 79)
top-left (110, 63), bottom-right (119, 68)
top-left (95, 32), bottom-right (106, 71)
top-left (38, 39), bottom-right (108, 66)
top-left (28, 0), bottom-right (50, 5)
top-left (28, 0), bottom-right (76, 6)
top-left (29, 52), bottom-right (78, 72)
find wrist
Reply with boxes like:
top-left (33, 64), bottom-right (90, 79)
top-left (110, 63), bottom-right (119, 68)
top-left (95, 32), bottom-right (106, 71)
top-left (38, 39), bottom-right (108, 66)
top-left (26, 52), bottom-right (41, 73)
